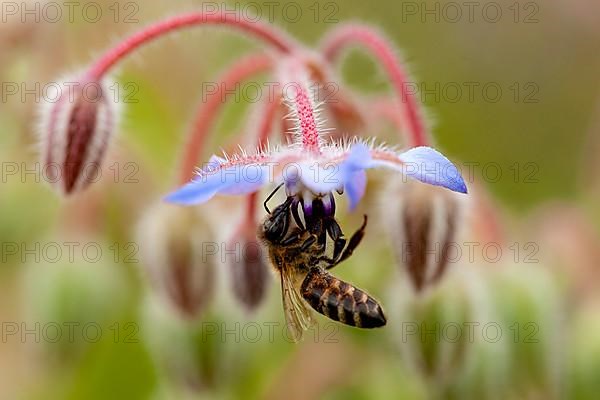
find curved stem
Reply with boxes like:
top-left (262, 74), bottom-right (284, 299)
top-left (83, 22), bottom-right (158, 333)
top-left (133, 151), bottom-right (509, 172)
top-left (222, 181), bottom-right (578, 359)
top-left (243, 95), bottom-right (282, 224)
top-left (245, 192), bottom-right (260, 226)
top-left (321, 24), bottom-right (429, 147)
top-left (85, 11), bottom-right (295, 79)
top-left (178, 54), bottom-right (272, 184)
top-left (325, 85), bottom-right (367, 136)
top-left (368, 98), bottom-right (409, 143)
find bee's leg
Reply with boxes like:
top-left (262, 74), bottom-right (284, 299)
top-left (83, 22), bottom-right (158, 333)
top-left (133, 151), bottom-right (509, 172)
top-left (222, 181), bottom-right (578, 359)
top-left (300, 234), bottom-right (319, 251)
top-left (311, 219), bottom-right (326, 247)
top-left (318, 230), bottom-right (328, 250)
top-left (332, 238), bottom-right (347, 262)
top-left (323, 215), bottom-right (368, 269)
top-left (280, 228), bottom-right (304, 246)
top-left (318, 256), bottom-right (336, 269)
top-left (325, 218), bottom-right (346, 262)
top-left (335, 215), bottom-right (368, 265)
top-left (291, 198), bottom-right (305, 231)
top-left (303, 198), bottom-right (330, 250)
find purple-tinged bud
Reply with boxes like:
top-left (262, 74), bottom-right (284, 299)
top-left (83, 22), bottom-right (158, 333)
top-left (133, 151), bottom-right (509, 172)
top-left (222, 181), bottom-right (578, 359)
top-left (38, 75), bottom-right (118, 195)
top-left (229, 226), bottom-right (270, 310)
top-left (383, 178), bottom-right (464, 292)
top-left (137, 202), bottom-right (215, 319)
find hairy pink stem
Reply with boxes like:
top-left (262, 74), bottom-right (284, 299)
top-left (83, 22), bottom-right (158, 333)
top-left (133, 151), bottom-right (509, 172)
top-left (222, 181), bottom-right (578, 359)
top-left (178, 54), bottom-right (273, 184)
top-left (85, 12), bottom-right (295, 79)
top-left (294, 85), bottom-right (321, 153)
top-left (245, 191), bottom-right (260, 225)
top-left (278, 57), bottom-right (323, 154)
top-left (321, 25), bottom-right (429, 147)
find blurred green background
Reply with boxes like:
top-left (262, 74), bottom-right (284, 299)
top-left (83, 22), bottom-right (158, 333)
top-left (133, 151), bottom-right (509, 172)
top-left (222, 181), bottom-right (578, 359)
top-left (1, 0), bottom-right (600, 399)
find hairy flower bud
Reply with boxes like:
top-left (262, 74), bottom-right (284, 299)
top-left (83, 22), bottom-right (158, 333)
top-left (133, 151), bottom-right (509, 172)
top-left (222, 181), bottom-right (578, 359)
top-left (390, 267), bottom-right (477, 385)
top-left (388, 263), bottom-right (501, 396)
top-left (390, 261), bottom-right (564, 397)
top-left (38, 75), bottom-right (118, 195)
top-left (383, 178), bottom-right (463, 291)
top-left (137, 203), bottom-right (215, 318)
top-left (229, 226), bottom-right (270, 310)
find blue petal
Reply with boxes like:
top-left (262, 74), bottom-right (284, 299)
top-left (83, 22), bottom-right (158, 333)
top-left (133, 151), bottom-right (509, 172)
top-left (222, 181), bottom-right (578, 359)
top-left (345, 169), bottom-right (367, 210)
top-left (396, 146), bottom-right (467, 193)
top-left (295, 143), bottom-right (373, 209)
top-left (297, 143), bottom-right (373, 196)
top-left (341, 143), bottom-right (371, 209)
top-left (165, 164), bottom-right (269, 205)
top-left (297, 162), bottom-right (343, 194)
top-left (219, 164), bottom-right (270, 195)
top-left (163, 178), bottom-right (221, 205)
top-left (343, 142), bottom-right (372, 171)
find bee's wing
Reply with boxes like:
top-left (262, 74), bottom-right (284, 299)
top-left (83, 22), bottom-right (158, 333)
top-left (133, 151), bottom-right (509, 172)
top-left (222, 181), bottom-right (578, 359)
top-left (280, 264), bottom-right (313, 342)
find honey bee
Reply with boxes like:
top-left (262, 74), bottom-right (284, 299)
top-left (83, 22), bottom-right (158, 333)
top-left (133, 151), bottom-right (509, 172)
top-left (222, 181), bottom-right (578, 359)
top-left (258, 189), bottom-right (386, 341)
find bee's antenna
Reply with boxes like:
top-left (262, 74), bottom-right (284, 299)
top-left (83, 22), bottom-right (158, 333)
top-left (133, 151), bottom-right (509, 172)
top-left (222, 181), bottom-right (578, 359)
top-left (263, 183), bottom-right (284, 214)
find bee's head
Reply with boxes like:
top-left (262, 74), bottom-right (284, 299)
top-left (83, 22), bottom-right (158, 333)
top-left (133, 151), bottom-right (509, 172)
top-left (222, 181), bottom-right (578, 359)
top-left (259, 197), bottom-right (292, 244)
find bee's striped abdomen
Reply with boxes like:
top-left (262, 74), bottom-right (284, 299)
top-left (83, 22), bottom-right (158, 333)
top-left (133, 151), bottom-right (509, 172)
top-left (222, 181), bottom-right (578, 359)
top-left (301, 268), bottom-right (386, 328)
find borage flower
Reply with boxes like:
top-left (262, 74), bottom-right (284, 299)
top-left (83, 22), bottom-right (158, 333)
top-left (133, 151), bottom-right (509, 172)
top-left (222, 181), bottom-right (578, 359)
top-left (165, 67), bottom-right (466, 224)
top-left (165, 139), bottom-right (466, 211)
